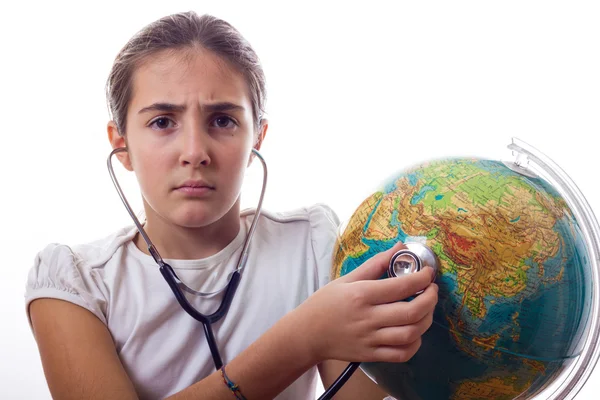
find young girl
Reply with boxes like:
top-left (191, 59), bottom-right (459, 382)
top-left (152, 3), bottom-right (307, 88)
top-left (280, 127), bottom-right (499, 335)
top-left (25, 11), bottom-right (438, 400)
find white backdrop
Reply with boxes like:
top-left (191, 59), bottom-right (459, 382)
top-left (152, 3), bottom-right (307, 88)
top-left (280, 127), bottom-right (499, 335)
top-left (1, 1), bottom-right (599, 398)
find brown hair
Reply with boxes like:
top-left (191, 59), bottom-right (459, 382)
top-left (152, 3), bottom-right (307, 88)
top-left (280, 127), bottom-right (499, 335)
top-left (106, 11), bottom-right (267, 135)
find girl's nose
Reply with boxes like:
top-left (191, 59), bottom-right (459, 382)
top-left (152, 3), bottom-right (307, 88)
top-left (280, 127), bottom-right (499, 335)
top-left (179, 123), bottom-right (211, 167)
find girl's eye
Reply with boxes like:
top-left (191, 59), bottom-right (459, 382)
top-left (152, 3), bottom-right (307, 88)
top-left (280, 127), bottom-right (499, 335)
top-left (149, 117), bottom-right (175, 130)
top-left (212, 116), bottom-right (236, 129)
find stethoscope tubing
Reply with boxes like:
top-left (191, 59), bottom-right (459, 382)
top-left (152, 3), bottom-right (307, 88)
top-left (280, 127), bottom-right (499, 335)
top-left (160, 264), bottom-right (242, 369)
top-left (107, 146), bottom-right (264, 369)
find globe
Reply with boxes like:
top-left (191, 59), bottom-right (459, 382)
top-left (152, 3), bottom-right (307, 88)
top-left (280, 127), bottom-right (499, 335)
top-left (332, 139), bottom-right (600, 400)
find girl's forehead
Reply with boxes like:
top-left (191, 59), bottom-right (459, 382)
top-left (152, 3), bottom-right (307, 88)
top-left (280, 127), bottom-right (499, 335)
top-left (129, 48), bottom-right (251, 111)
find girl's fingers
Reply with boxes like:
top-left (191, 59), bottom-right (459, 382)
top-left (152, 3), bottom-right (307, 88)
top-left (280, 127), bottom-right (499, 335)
top-left (369, 338), bottom-right (422, 364)
top-left (338, 241), bottom-right (408, 283)
top-left (371, 283), bottom-right (438, 326)
top-left (371, 310), bottom-right (435, 348)
top-left (362, 269), bottom-right (437, 305)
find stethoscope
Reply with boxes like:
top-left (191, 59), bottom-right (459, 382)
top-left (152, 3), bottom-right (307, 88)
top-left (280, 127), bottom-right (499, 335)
top-left (107, 146), bottom-right (267, 370)
top-left (107, 147), bottom-right (439, 400)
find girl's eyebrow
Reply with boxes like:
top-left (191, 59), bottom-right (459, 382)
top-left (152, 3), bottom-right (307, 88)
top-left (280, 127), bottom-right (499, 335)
top-left (137, 102), bottom-right (245, 114)
top-left (138, 102), bottom-right (185, 114)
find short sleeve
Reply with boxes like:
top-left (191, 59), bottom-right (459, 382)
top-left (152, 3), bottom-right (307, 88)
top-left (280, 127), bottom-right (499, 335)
top-left (25, 244), bottom-right (108, 328)
top-left (307, 203), bottom-right (341, 289)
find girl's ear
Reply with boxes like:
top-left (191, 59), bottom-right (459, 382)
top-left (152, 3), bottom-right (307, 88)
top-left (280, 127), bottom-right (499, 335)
top-left (107, 121), bottom-right (133, 171)
top-left (248, 119), bottom-right (268, 167)
top-left (254, 119), bottom-right (268, 152)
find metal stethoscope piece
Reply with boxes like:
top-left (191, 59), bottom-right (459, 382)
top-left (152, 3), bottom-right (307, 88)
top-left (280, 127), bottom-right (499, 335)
top-left (388, 242), bottom-right (440, 292)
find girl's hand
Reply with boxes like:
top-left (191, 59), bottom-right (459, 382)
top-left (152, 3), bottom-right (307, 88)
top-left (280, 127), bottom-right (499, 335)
top-left (299, 241), bottom-right (438, 364)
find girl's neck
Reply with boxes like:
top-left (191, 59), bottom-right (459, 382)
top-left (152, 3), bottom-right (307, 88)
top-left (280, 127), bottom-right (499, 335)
top-left (135, 204), bottom-right (242, 261)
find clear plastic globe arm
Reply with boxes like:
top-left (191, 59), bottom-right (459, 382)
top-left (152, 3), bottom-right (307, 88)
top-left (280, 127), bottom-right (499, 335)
top-left (505, 138), bottom-right (600, 400)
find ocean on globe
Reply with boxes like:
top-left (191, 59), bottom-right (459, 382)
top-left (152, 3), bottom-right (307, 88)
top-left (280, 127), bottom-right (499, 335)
top-left (332, 158), bottom-right (592, 400)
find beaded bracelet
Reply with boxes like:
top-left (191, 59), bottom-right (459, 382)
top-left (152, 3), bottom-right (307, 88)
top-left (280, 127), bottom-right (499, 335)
top-left (220, 365), bottom-right (247, 400)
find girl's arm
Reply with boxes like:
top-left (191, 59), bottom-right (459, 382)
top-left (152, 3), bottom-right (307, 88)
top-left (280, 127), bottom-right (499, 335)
top-left (30, 298), bottom-right (316, 400)
top-left (30, 298), bottom-right (139, 400)
top-left (30, 241), bottom-right (437, 400)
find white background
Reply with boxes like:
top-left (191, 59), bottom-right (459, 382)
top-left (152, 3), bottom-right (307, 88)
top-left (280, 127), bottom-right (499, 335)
top-left (1, 1), bottom-right (599, 398)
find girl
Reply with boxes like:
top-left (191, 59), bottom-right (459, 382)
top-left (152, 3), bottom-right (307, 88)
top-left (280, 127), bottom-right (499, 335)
top-left (25, 11), bottom-right (438, 400)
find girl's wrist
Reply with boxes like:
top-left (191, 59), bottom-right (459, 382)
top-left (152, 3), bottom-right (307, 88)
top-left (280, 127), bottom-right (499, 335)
top-left (218, 308), bottom-right (322, 399)
top-left (284, 302), bottom-right (326, 365)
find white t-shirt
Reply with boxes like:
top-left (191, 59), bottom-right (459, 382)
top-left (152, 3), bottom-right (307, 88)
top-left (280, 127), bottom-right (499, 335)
top-left (25, 204), bottom-right (340, 400)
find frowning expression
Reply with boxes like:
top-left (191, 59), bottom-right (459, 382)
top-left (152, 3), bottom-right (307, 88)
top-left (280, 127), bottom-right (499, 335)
top-left (118, 48), bottom-right (258, 229)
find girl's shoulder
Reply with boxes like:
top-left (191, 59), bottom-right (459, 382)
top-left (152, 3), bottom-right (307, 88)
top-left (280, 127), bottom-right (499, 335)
top-left (241, 204), bottom-right (341, 288)
top-left (24, 226), bottom-right (138, 326)
top-left (32, 226), bottom-right (138, 274)
top-left (242, 203), bottom-right (340, 233)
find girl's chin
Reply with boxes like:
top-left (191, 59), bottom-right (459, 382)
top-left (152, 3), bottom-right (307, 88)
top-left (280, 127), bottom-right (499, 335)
top-left (148, 201), bottom-right (238, 228)
top-left (169, 209), bottom-right (228, 228)
top-left (171, 216), bottom-right (215, 228)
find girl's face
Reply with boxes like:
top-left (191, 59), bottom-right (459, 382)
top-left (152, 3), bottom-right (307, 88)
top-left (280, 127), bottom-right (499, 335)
top-left (109, 48), bottom-right (264, 230)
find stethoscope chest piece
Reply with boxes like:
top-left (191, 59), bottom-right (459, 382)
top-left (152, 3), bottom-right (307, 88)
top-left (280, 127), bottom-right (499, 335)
top-left (388, 242), bottom-right (440, 281)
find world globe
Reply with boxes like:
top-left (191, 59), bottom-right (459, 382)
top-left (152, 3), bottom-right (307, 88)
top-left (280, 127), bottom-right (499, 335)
top-left (332, 139), bottom-right (600, 399)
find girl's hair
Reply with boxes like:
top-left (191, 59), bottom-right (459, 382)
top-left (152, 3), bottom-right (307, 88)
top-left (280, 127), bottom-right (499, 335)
top-left (106, 11), bottom-right (266, 135)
